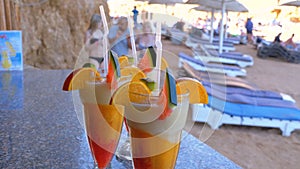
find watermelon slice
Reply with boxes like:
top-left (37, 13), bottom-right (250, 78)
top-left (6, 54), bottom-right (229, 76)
top-left (138, 46), bottom-right (156, 72)
top-left (106, 51), bottom-right (121, 88)
top-left (159, 68), bottom-right (177, 120)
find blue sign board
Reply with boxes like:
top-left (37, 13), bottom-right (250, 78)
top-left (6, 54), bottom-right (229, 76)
top-left (0, 31), bottom-right (23, 71)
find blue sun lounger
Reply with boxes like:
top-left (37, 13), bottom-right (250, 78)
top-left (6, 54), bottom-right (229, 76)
top-left (178, 52), bottom-right (247, 77)
top-left (212, 37), bottom-right (241, 45)
top-left (186, 36), bottom-right (236, 52)
top-left (208, 50), bottom-right (253, 63)
top-left (192, 90), bottom-right (300, 136)
top-left (182, 64), bottom-right (300, 136)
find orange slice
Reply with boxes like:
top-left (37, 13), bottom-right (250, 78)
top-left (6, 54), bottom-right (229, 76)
top-left (110, 81), bottom-right (151, 107)
top-left (62, 68), bottom-right (101, 91)
top-left (118, 55), bottom-right (130, 68)
top-left (176, 77), bottom-right (208, 104)
top-left (129, 81), bottom-right (151, 104)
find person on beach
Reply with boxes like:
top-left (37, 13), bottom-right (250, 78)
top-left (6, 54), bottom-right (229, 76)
top-left (84, 14), bottom-right (104, 69)
top-left (136, 21), bottom-right (155, 51)
top-left (274, 33), bottom-right (282, 43)
top-left (283, 34), bottom-right (297, 50)
top-left (245, 17), bottom-right (253, 44)
top-left (108, 17), bottom-right (130, 56)
top-left (132, 6), bottom-right (139, 26)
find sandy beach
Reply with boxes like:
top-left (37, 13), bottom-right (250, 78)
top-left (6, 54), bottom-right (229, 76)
top-left (161, 39), bottom-right (300, 169)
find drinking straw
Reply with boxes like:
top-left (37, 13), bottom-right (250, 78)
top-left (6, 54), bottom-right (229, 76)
top-left (99, 5), bottom-right (109, 76)
top-left (154, 21), bottom-right (162, 95)
top-left (127, 15), bottom-right (138, 66)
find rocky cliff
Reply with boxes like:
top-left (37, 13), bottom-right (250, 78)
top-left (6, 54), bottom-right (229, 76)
top-left (20, 0), bottom-right (109, 69)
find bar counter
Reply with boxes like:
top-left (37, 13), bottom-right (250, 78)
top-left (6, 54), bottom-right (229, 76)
top-left (0, 69), bottom-right (241, 169)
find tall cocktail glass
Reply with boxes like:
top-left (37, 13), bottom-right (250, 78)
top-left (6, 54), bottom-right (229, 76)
top-left (79, 76), bottom-right (129, 169)
top-left (112, 82), bottom-right (190, 169)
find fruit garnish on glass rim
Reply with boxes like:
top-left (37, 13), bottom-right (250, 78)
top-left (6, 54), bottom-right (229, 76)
top-left (176, 77), bottom-right (208, 104)
top-left (160, 68), bottom-right (177, 120)
top-left (138, 46), bottom-right (156, 72)
top-left (129, 81), bottom-right (152, 104)
top-left (107, 51), bottom-right (121, 88)
top-left (138, 46), bottom-right (169, 73)
top-left (62, 67), bottom-right (101, 91)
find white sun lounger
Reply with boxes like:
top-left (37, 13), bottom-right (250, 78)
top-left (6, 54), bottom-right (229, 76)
top-left (178, 52), bottom-right (247, 77)
top-left (188, 42), bottom-right (254, 68)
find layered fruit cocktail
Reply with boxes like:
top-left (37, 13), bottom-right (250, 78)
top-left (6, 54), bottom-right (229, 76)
top-left (63, 51), bottom-right (127, 168)
top-left (111, 47), bottom-right (208, 169)
top-left (62, 46), bottom-right (208, 169)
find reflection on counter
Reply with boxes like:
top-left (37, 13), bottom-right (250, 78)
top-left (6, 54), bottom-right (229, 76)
top-left (0, 71), bottom-right (23, 110)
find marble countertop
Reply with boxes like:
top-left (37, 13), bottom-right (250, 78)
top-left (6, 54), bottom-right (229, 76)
top-left (0, 69), bottom-right (241, 169)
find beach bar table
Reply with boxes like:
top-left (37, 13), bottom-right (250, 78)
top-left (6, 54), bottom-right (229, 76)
top-left (0, 68), bottom-right (241, 169)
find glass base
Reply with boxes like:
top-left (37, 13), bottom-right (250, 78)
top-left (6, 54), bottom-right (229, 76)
top-left (115, 137), bottom-right (132, 161)
top-left (93, 162), bottom-right (112, 169)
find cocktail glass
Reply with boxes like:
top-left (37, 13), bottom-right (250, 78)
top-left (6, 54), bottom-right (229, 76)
top-left (112, 81), bottom-right (190, 169)
top-left (79, 75), bottom-right (130, 169)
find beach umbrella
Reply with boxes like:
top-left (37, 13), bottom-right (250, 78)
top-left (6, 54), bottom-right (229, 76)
top-left (279, 0), bottom-right (300, 7)
top-left (191, 4), bottom-right (247, 43)
top-left (279, 0), bottom-right (300, 22)
top-left (186, 0), bottom-right (248, 53)
top-left (134, 0), bottom-right (188, 19)
top-left (135, 0), bottom-right (188, 5)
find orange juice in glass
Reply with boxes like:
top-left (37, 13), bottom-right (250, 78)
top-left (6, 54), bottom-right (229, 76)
top-left (111, 68), bottom-right (208, 169)
top-left (127, 91), bottom-right (190, 169)
top-left (63, 51), bottom-right (130, 168)
top-left (79, 79), bottom-right (124, 168)
top-left (112, 65), bottom-right (208, 169)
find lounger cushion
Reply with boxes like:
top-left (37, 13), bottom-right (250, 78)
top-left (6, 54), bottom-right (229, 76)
top-left (179, 52), bottom-right (242, 71)
top-left (202, 81), bottom-right (282, 99)
top-left (208, 95), bottom-right (300, 121)
top-left (203, 84), bottom-right (298, 109)
top-left (219, 53), bottom-right (253, 62)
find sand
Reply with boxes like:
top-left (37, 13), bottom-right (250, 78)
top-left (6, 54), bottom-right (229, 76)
top-left (161, 39), bottom-right (300, 169)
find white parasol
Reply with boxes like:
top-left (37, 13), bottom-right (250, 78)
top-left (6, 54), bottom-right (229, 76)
top-left (186, 0), bottom-right (248, 53)
top-left (279, 0), bottom-right (300, 7)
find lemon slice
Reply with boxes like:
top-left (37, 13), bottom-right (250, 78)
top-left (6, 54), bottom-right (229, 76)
top-left (176, 77), bottom-right (208, 104)
top-left (62, 68), bottom-right (101, 91)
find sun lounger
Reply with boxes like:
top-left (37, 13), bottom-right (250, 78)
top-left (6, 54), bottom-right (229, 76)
top-left (189, 27), bottom-right (241, 45)
top-left (257, 42), bottom-right (300, 63)
top-left (192, 55), bottom-right (253, 68)
top-left (186, 40), bottom-right (253, 68)
top-left (178, 52), bottom-right (247, 77)
top-left (188, 35), bottom-right (234, 47)
top-left (205, 48), bottom-right (253, 63)
top-left (169, 28), bottom-right (188, 45)
top-left (186, 36), bottom-right (236, 52)
top-left (182, 62), bottom-right (300, 136)
top-left (192, 95), bottom-right (300, 136)
top-left (212, 37), bottom-right (241, 45)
